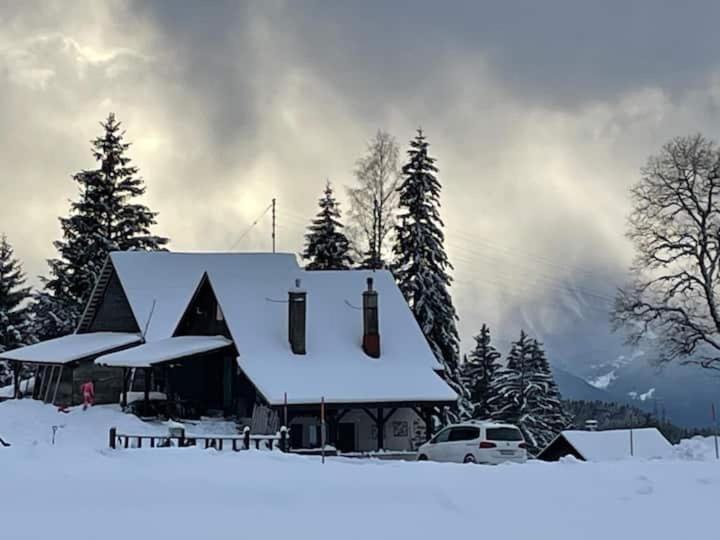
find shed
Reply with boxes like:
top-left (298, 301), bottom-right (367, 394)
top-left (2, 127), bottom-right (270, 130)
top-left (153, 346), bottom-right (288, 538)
top-left (537, 428), bottom-right (673, 462)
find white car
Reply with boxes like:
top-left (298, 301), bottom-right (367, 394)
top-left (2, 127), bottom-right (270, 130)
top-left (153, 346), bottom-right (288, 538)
top-left (417, 421), bottom-right (528, 464)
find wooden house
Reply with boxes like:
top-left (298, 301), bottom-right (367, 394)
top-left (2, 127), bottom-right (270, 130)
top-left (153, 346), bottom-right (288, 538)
top-left (0, 252), bottom-right (457, 452)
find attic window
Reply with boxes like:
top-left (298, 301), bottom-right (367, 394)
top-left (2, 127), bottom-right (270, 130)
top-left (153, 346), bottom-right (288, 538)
top-left (216, 304), bottom-right (224, 322)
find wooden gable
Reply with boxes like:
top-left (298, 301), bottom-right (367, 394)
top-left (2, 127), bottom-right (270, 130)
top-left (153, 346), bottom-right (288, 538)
top-left (173, 273), bottom-right (232, 338)
top-left (78, 259), bottom-right (140, 334)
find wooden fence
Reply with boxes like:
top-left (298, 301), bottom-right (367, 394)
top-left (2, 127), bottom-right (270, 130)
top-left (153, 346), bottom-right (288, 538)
top-left (109, 426), bottom-right (288, 452)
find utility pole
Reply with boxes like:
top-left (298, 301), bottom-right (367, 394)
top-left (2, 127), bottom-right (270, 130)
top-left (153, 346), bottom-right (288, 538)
top-left (272, 198), bottom-right (276, 253)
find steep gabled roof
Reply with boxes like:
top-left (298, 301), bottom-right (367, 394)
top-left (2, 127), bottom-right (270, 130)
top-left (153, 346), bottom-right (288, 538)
top-left (109, 251), bottom-right (456, 405)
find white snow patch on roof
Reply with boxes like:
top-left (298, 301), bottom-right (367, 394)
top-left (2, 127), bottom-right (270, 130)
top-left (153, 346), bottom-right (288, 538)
top-left (110, 252), bottom-right (455, 405)
top-left (561, 428), bottom-right (673, 461)
top-left (95, 336), bottom-right (233, 368)
top-left (0, 333), bottom-right (141, 364)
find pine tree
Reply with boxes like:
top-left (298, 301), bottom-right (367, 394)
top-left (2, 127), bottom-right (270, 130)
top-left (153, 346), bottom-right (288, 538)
top-left (35, 113), bottom-right (168, 338)
top-left (0, 235), bottom-right (32, 386)
top-left (302, 182), bottom-right (354, 270)
top-left (393, 129), bottom-right (461, 397)
top-left (460, 324), bottom-right (502, 420)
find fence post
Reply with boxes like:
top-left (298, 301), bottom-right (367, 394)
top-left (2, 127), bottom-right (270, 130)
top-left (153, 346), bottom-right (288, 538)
top-left (280, 426), bottom-right (288, 452)
top-left (243, 426), bottom-right (251, 450)
top-left (109, 427), bottom-right (117, 449)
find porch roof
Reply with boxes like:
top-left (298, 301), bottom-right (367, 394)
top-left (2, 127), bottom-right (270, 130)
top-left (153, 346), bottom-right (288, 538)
top-left (95, 335), bottom-right (233, 368)
top-left (0, 332), bottom-right (142, 365)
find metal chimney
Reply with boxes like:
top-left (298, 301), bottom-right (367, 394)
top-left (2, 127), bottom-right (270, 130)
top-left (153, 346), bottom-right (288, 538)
top-left (288, 278), bottom-right (306, 355)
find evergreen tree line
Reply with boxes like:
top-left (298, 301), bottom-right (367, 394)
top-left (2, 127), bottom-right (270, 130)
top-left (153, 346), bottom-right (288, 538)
top-left (302, 129), bottom-right (462, 399)
top-left (0, 113), bottom-right (168, 383)
top-left (457, 324), bottom-right (569, 451)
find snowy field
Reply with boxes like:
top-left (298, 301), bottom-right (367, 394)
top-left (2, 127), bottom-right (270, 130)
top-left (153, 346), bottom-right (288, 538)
top-left (1, 401), bottom-right (719, 540)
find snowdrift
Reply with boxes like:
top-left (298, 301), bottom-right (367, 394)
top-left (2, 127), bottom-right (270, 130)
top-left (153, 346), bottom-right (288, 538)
top-left (1, 401), bottom-right (718, 540)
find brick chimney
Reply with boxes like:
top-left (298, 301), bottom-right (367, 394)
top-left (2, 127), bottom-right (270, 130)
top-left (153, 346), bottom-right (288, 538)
top-left (362, 277), bottom-right (380, 358)
top-left (288, 278), bottom-right (306, 354)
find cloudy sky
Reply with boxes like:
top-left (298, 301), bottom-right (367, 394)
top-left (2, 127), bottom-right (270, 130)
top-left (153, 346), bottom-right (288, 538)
top-left (3, 0), bottom-right (720, 362)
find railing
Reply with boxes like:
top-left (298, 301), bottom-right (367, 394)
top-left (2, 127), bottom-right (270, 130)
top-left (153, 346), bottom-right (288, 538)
top-left (109, 425), bottom-right (288, 452)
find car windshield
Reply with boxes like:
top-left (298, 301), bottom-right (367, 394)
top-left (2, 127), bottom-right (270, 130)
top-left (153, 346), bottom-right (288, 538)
top-left (486, 427), bottom-right (524, 441)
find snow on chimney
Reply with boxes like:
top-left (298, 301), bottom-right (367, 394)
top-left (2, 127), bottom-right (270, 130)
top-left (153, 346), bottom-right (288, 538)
top-left (288, 278), bottom-right (306, 355)
top-left (362, 277), bottom-right (380, 358)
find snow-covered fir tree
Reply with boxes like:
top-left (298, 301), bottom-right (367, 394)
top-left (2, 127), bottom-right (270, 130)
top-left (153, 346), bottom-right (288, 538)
top-left (523, 339), bottom-right (570, 449)
top-left (488, 331), bottom-right (568, 451)
top-left (488, 330), bottom-right (533, 427)
top-left (0, 235), bottom-right (32, 386)
top-left (302, 182), bottom-right (354, 270)
top-left (460, 324), bottom-right (502, 420)
top-left (34, 113), bottom-right (168, 338)
top-left (392, 129), bottom-right (461, 399)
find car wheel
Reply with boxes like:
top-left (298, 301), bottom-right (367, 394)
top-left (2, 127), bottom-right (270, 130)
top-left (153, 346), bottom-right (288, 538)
top-left (463, 454), bottom-right (476, 464)
top-left (417, 454), bottom-right (428, 461)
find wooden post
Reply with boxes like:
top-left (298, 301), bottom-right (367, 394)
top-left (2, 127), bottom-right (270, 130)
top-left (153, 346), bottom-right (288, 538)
top-left (423, 408), bottom-right (433, 442)
top-left (712, 403), bottom-right (719, 460)
top-left (143, 367), bottom-right (151, 416)
top-left (51, 366), bottom-right (63, 406)
top-left (121, 368), bottom-right (128, 409)
top-left (283, 392), bottom-right (288, 428)
top-left (280, 426), bottom-right (288, 452)
top-left (629, 428), bottom-right (634, 457)
top-left (12, 362), bottom-right (20, 399)
top-left (321, 397), bottom-right (326, 464)
top-left (376, 406), bottom-right (385, 452)
top-left (243, 426), bottom-right (251, 450)
top-left (109, 427), bottom-right (117, 449)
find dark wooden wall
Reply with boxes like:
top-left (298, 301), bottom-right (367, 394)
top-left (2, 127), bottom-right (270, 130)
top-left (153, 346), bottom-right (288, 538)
top-left (87, 269), bottom-right (140, 334)
top-left (174, 276), bottom-right (231, 338)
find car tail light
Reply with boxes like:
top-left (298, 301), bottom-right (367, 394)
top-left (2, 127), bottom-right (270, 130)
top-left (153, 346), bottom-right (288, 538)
top-left (479, 441), bottom-right (496, 449)
top-left (519, 442), bottom-right (528, 449)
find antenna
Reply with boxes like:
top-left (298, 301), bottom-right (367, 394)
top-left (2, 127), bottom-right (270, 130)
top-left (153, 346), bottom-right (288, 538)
top-left (272, 198), bottom-right (277, 253)
top-left (142, 299), bottom-right (157, 340)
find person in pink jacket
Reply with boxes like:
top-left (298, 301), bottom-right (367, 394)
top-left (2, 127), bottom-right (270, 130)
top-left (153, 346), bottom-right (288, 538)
top-left (80, 380), bottom-right (95, 410)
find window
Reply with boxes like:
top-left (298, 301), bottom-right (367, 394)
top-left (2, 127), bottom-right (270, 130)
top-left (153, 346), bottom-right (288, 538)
top-left (215, 304), bottom-right (224, 322)
top-left (431, 428), bottom-right (451, 444)
top-left (448, 427), bottom-right (480, 442)
top-left (486, 427), bottom-right (524, 441)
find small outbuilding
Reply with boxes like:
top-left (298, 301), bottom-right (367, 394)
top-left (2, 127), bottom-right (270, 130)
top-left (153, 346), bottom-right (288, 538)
top-left (537, 427), bottom-right (673, 462)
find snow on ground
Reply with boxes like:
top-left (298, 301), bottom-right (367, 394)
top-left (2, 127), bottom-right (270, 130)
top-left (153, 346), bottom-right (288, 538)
top-left (674, 435), bottom-right (720, 461)
top-left (2, 400), bottom-right (719, 540)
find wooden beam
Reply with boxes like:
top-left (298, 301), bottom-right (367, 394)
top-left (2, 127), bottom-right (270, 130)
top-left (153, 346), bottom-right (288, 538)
top-left (376, 407), bottom-right (384, 451)
top-left (143, 367), bottom-right (151, 416)
top-left (121, 368), bottom-right (128, 409)
top-left (361, 407), bottom-right (378, 424)
top-left (12, 362), bottom-right (19, 399)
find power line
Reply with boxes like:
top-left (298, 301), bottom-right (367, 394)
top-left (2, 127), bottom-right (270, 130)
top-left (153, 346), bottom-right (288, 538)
top-left (227, 202), bottom-right (274, 251)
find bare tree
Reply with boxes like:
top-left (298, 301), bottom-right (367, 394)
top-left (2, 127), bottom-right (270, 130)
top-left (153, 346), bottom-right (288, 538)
top-left (346, 130), bottom-right (401, 268)
top-left (614, 134), bottom-right (720, 370)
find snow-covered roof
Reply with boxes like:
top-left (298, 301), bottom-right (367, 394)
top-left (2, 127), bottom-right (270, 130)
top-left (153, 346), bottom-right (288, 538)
top-left (109, 252), bottom-right (455, 405)
top-left (0, 333), bottom-right (141, 365)
top-left (95, 336), bottom-right (233, 368)
top-left (558, 428), bottom-right (673, 461)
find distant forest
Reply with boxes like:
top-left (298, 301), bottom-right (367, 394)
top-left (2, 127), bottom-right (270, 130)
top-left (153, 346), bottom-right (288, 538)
top-left (564, 400), bottom-right (715, 444)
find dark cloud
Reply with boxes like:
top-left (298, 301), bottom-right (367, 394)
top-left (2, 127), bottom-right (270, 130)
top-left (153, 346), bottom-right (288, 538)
top-left (4, 0), bottom-right (720, 364)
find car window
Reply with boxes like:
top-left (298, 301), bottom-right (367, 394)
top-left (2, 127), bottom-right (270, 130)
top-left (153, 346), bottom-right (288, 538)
top-left (448, 427), bottom-right (480, 442)
top-left (486, 427), bottom-right (524, 441)
top-left (432, 428), bottom-right (451, 443)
